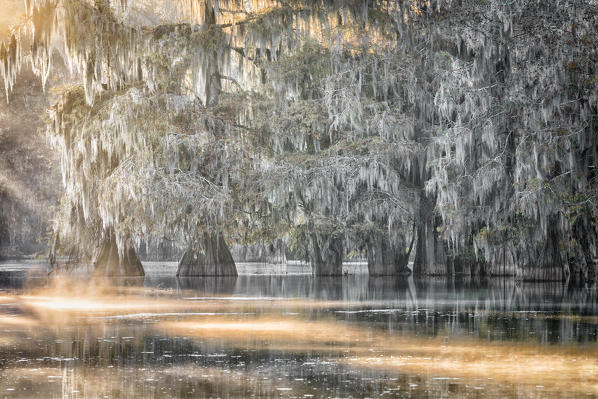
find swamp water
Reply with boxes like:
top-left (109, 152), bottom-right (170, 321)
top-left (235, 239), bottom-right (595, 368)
top-left (0, 262), bottom-right (596, 398)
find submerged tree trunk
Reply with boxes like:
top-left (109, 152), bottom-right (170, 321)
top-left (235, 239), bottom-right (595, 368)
top-left (93, 229), bottom-right (144, 277)
top-left (413, 194), bottom-right (447, 275)
top-left (310, 232), bottom-right (343, 276)
top-left (366, 230), bottom-right (414, 277)
top-left (177, 233), bottom-right (237, 277)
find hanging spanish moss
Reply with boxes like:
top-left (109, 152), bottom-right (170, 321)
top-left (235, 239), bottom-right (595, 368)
top-left (0, 0), bottom-right (596, 280)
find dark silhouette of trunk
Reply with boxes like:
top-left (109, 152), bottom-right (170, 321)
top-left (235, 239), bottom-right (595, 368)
top-left (93, 229), bottom-right (144, 276)
top-left (571, 210), bottom-right (598, 284)
top-left (413, 194), bottom-right (447, 275)
top-left (177, 233), bottom-right (237, 276)
top-left (310, 233), bottom-right (343, 276)
top-left (0, 205), bottom-right (8, 261)
top-left (446, 235), bottom-right (487, 276)
top-left (264, 239), bottom-right (287, 264)
top-left (535, 217), bottom-right (570, 282)
top-left (204, 1), bottom-right (221, 107)
top-left (234, 240), bottom-right (287, 264)
top-left (366, 228), bottom-right (414, 277)
top-left (136, 239), bottom-right (181, 261)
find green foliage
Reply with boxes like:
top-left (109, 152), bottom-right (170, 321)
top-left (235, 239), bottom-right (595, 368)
top-left (2, 0), bottom-right (596, 276)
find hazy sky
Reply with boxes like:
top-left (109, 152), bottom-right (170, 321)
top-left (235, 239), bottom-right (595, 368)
top-left (0, 0), bottom-right (25, 40)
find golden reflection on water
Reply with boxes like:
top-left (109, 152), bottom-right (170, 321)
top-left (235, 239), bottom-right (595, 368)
top-left (345, 339), bottom-right (598, 395)
top-left (162, 316), bottom-right (598, 395)
top-left (0, 276), bottom-right (597, 397)
top-left (0, 365), bottom-right (284, 398)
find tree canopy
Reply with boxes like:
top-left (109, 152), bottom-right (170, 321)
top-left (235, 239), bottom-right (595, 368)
top-left (1, 0), bottom-right (597, 280)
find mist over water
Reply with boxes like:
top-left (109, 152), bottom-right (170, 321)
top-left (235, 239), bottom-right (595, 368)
top-left (0, 0), bottom-right (596, 397)
top-left (0, 263), bottom-right (596, 398)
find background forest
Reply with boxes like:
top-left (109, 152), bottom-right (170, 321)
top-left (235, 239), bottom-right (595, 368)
top-left (0, 0), bottom-right (597, 282)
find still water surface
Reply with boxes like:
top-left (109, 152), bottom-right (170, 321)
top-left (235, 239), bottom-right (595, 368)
top-left (0, 262), bottom-right (597, 398)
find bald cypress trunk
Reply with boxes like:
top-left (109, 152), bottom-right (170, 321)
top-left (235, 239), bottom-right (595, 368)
top-left (234, 240), bottom-right (287, 264)
top-left (177, 233), bottom-right (237, 277)
top-left (93, 229), bottom-right (144, 277)
top-left (532, 218), bottom-right (570, 281)
top-left (413, 221), bottom-right (447, 275)
top-left (366, 231), bottom-right (414, 277)
top-left (413, 194), bottom-right (447, 275)
top-left (311, 233), bottom-right (343, 276)
top-left (571, 211), bottom-right (598, 284)
top-left (204, 0), bottom-right (221, 107)
top-left (265, 239), bottom-right (287, 264)
top-left (446, 236), bottom-right (487, 276)
top-left (174, 2), bottom-right (234, 279)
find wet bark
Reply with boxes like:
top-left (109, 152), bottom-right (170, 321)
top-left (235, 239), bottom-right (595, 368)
top-left (93, 229), bottom-right (144, 277)
top-left (366, 230), bottom-right (414, 277)
top-left (177, 233), bottom-right (237, 277)
top-left (310, 233), bottom-right (344, 276)
top-left (413, 194), bottom-right (447, 275)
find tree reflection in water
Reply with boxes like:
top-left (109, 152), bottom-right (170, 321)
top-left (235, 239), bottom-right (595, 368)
top-left (0, 272), bottom-right (596, 397)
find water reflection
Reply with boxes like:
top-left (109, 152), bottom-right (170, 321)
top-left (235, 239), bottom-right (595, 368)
top-left (0, 267), bottom-right (597, 398)
top-left (177, 276), bottom-right (238, 293)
